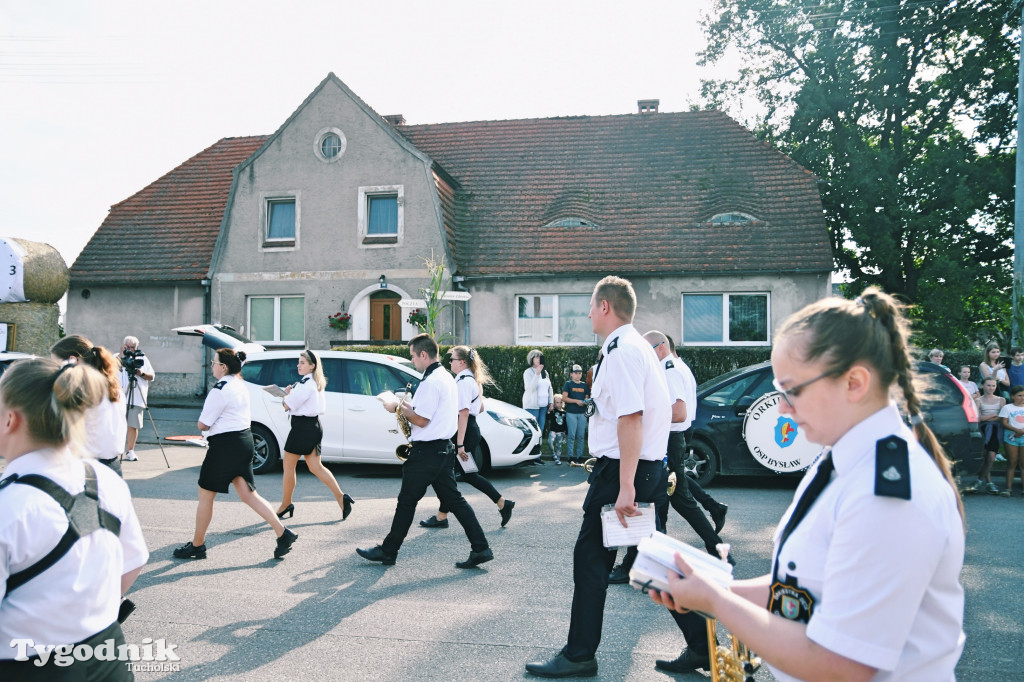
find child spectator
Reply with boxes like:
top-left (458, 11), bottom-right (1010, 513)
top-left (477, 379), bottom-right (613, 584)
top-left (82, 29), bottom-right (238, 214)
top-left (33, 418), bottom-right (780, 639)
top-left (980, 341), bottom-right (1010, 396)
top-left (546, 394), bottom-right (567, 464)
top-left (1008, 347), bottom-right (1024, 389)
top-left (975, 377), bottom-right (1005, 494)
top-left (958, 366), bottom-right (980, 400)
top-left (999, 385), bottom-right (1024, 497)
top-left (562, 364), bottom-right (590, 465)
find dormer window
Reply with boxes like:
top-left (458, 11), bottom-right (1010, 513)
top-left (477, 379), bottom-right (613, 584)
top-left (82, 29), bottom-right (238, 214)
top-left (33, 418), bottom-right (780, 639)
top-left (544, 217), bottom-right (601, 229)
top-left (709, 212), bottom-right (757, 225)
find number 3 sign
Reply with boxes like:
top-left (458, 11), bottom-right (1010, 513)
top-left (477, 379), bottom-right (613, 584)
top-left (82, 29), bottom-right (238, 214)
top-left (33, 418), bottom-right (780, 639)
top-left (0, 239), bottom-right (27, 303)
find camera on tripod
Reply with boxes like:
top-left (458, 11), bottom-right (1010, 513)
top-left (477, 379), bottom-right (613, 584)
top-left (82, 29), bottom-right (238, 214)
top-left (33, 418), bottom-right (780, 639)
top-left (121, 349), bottom-right (146, 377)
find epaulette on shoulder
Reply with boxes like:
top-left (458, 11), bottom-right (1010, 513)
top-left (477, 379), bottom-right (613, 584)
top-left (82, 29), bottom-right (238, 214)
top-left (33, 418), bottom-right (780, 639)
top-left (607, 337), bottom-right (619, 353)
top-left (665, 359), bottom-right (675, 369)
top-left (874, 435), bottom-right (911, 500)
top-left (0, 475), bottom-right (19, 492)
top-left (213, 380), bottom-right (227, 390)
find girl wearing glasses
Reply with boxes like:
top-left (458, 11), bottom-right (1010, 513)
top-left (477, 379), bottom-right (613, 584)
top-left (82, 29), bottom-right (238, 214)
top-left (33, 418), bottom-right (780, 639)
top-left (173, 349), bottom-right (298, 561)
top-left (275, 350), bottom-right (353, 521)
top-left (650, 288), bottom-right (965, 681)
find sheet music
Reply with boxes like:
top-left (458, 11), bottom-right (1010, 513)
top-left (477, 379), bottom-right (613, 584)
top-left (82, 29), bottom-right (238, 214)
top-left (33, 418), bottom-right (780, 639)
top-left (456, 452), bottom-right (479, 474)
top-left (262, 384), bottom-right (287, 398)
top-left (627, 531), bottom-right (733, 606)
top-left (600, 503), bottom-right (656, 547)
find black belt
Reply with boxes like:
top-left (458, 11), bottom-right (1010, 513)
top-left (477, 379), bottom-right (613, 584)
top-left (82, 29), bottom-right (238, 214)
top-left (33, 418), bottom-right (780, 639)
top-left (290, 415), bottom-right (319, 420)
top-left (412, 438), bottom-right (451, 446)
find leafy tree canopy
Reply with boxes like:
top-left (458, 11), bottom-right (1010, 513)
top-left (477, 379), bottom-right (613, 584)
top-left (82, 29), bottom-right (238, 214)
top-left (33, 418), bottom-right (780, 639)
top-left (699, 0), bottom-right (1018, 349)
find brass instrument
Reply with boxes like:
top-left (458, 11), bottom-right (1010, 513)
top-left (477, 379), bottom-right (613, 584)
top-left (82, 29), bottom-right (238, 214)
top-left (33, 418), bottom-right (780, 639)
top-left (395, 383), bottom-right (413, 462)
top-left (667, 470), bottom-right (678, 496)
top-left (571, 457), bottom-right (679, 496)
top-left (706, 544), bottom-right (761, 681)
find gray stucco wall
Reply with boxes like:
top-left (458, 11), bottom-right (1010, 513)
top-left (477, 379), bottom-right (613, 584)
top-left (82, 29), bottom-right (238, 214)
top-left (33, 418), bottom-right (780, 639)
top-left (212, 79), bottom-right (454, 349)
top-left (466, 272), bottom-right (831, 346)
top-left (65, 283), bottom-right (208, 399)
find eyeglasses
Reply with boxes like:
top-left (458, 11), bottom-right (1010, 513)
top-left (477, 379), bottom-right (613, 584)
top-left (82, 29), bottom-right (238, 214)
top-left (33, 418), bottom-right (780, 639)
top-left (211, 361), bottom-right (225, 367)
top-left (652, 342), bottom-right (665, 349)
top-left (772, 369), bottom-right (843, 408)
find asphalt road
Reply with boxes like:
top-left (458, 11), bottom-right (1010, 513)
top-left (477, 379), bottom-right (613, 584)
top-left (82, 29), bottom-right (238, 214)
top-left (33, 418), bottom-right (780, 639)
top-left (105, 400), bottom-right (1024, 682)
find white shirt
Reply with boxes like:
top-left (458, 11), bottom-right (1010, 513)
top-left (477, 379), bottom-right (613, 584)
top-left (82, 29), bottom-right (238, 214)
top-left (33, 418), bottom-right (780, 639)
top-left (770, 405), bottom-right (965, 682)
top-left (958, 379), bottom-right (979, 397)
top-left (455, 369), bottom-right (483, 414)
top-left (663, 356), bottom-right (697, 432)
top-left (284, 376), bottom-right (326, 417)
top-left (199, 375), bottom-right (251, 437)
top-left (587, 323), bottom-right (670, 461)
top-left (0, 449), bottom-right (149, 656)
top-left (410, 363), bottom-right (458, 441)
top-left (82, 392), bottom-right (128, 460)
top-left (118, 354), bottom-right (154, 409)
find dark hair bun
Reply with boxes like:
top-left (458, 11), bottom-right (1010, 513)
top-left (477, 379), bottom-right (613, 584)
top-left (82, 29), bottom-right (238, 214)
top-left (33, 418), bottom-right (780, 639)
top-left (236, 351), bottom-right (247, 363)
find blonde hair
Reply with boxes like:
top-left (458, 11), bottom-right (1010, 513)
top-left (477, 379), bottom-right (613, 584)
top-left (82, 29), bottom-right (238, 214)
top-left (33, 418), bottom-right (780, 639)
top-left (777, 287), bottom-right (963, 520)
top-left (302, 349), bottom-right (327, 391)
top-left (1, 358), bottom-right (106, 448)
top-left (450, 345), bottom-right (494, 389)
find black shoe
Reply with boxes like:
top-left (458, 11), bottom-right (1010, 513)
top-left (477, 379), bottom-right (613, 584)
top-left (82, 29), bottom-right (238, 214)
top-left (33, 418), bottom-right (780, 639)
top-left (357, 545), bottom-right (396, 565)
top-left (499, 500), bottom-right (515, 527)
top-left (274, 528), bottom-right (298, 559)
top-left (525, 652), bottom-right (598, 678)
top-left (710, 503), bottom-right (728, 534)
top-left (276, 503), bottom-right (294, 520)
top-left (607, 563), bottom-right (630, 584)
top-left (342, 494), bottom-right (355, 521)
top-left (455, 547), bottom-right (493, 569)
top-left (420, 516), bottom-right (449, 529)
top-left (173, 541), bottom-right (207, 560)
top-left (654, 648), bottom-right (711, 673)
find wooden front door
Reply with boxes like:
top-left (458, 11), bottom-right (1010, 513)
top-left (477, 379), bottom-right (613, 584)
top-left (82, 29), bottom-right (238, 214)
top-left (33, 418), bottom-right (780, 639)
top-left (370, 295), bottom-right (402, 341)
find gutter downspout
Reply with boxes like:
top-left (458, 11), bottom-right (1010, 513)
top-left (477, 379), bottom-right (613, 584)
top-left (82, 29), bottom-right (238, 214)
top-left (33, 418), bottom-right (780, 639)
top-left (200, 278), bottom-right (211, 396)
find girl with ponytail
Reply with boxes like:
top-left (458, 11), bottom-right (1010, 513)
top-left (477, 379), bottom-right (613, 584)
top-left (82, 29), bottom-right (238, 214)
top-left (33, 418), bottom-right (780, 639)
top-left (649, 288), bottom-right (966, 681)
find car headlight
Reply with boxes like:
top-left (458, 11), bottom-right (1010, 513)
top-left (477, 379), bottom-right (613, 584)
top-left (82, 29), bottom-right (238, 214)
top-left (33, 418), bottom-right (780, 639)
top-left (488, 411), bottom-right (533, 433)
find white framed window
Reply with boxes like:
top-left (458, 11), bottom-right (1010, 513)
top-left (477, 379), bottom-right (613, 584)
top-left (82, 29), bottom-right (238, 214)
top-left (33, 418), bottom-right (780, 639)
top-left (261, 193), bottom-right (300, 250)
top-left (709, 212), bottom-right (757, 225)
top-left (314, 126), bottom-right (347, 163)
top-left (682, 293), bottom-right (770, 346)
top-left (358, 185), bottom-right (404, 247)
top-left (248, 295), bottom-right (305, 345)
top-left (515, 294), bottom-right (596, 345)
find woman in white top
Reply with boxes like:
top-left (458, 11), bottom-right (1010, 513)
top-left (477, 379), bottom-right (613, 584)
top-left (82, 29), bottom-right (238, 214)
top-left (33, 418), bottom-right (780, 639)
top-left (173, 349), bottom-right (298, 561)
top-left (651, 288), bottom-right (966, 681)
top-left (522, 349), bottom-right (554, 433)
top-left (0, 358), bottom-right (148, 679)
top-left (275, 350), bottom-right (353, 521)
top-left (50, 335), bottom-right (128, 476)
top-left (980, 341), bottom-right (1010, 396)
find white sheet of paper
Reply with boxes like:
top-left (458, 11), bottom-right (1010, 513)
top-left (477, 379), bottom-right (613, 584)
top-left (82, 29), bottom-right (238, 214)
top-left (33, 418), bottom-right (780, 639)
top-left (262, 384), bottom-right (287, 398)
top-left (457, 452), bottom-right (479, 474)
top-left (600, 503), bottom-right (656, 548)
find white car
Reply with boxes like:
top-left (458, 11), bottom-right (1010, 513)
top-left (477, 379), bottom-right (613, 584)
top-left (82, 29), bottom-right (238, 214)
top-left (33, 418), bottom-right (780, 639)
top-left (173, 327), bottom-right (542, 474)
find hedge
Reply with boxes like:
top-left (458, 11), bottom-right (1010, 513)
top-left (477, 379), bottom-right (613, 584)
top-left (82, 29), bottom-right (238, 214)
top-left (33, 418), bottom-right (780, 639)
top-left (336, 344), bottom-right (773, 405)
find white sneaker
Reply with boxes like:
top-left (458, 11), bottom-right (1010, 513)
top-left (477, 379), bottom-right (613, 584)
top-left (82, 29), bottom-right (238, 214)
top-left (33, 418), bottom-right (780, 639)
top-left (123, 450), bottom-right (138, 461)
top-left (996, 454), bottom-right (1007, 463)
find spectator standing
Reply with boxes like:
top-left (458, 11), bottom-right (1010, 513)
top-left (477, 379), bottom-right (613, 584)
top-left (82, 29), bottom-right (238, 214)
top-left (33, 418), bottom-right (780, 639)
top-left (1007, 347), bottom-right (1024, 389)
top-left (980, 341), bottom-right (1010, 396)
top-left (562, 364), bottom-right (590, 465)
top-left (957, 366), bottom-right (980, 400)
top-left (975, 377), bottom-right (1005, 494)
top-left (522, 349), bottom-right (554, 433)
top-left (118, 335), bottom-right (154, 462)
top-left (998, 385), bottom-right (1024, 497)
top-left (547, 394), bottom-right (567, 464)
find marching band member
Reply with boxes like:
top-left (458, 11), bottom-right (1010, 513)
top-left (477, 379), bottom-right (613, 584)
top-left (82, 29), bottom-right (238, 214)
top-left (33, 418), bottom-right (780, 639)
top-left (173, 349), bottom-right (298, 561)
top-left (651, 288), bottom-right (966, 681)
top-left (0, 359), bottom-right (148, 679)
top-left (357, 334), bottom-right (492, 569)
top-left (275, 350), bottom-right (354, 521)
top-left (419, 345), bottom-right (515, 529)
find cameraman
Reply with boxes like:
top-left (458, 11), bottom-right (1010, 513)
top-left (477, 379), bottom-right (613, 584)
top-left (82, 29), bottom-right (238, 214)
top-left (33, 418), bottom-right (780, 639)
top-left (118, 335), bottom-right (155, 461)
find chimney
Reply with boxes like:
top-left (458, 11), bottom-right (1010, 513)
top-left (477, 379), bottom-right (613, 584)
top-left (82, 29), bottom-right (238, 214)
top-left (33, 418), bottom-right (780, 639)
top-left (637, 99), bottom-right (660, 114)
top-left (383, 114), bottom-right (406, 126)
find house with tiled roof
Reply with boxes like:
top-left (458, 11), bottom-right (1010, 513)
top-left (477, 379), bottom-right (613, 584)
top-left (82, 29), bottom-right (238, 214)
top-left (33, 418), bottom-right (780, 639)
top-left (68, 73), bottom-right (831, 398)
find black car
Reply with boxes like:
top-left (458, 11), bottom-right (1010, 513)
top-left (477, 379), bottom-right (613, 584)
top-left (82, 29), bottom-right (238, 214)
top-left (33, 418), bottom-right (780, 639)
top-left (684, 360), bottom-right (984, 487)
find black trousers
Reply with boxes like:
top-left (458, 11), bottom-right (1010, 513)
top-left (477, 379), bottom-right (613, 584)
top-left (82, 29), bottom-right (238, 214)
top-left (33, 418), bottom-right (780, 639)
top-left (439, 471), bottom-right (501, 512)
top-left (562, 457), bottom-right (707, 661)
top-left (0, 620), bottom-right (132, 681)
top-left (382, 440), bottom-right (489, 556)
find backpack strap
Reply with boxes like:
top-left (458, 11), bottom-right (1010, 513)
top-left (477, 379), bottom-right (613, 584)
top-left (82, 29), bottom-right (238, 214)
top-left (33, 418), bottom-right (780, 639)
top-left (5, 461), bottom-right (122, 593)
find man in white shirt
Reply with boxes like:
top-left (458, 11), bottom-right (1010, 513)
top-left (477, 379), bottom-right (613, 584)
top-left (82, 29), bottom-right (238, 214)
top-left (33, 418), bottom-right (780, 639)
top-left (118, 335), bottom-right (154, 462)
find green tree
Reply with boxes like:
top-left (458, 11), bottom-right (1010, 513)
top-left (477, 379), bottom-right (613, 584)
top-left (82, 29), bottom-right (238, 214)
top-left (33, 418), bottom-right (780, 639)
top-left (699, 0), bottom-right (1017, 348)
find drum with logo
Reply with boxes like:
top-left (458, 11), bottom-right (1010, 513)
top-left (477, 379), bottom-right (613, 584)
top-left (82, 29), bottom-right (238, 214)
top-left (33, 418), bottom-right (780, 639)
top-left (742, 392), bottom-right (824, 473)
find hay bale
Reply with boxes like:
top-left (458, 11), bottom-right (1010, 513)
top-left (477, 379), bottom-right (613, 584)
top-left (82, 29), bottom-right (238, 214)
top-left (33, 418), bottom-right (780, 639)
top-left (10, 239), bottom-right (69, 303)
top-left (0, 302), bottom-right (60, 354)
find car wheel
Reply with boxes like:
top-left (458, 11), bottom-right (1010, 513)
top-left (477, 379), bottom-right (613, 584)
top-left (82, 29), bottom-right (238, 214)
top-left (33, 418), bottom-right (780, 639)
top-left (474, 441), bottom-right (492, 474)
top-left (684, 439), bottom-right (718, 488)
top-left (251, 424), bottom-right (280, 474)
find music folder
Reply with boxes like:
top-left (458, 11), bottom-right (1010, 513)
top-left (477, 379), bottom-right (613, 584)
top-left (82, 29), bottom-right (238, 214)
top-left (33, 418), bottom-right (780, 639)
top-left (628, 531), bottom-right (734, 604)
top-left (600, 503), bottom-right (656, 548)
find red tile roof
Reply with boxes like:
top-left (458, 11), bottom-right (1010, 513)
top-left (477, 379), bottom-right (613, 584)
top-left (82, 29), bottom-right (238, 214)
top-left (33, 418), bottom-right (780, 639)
top-left (396, 110), bottom-right (831, 277)
top-left (70, 136), bottom-right (268, 284)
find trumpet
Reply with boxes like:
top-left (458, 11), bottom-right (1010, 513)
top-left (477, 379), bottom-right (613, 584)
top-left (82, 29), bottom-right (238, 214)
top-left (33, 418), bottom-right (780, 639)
top-left (569, 457), bottom-right (597, 472)
top-left (706, 544), bottom-right (761, 681)
top-left (394, 383), bottom-right (413, 462)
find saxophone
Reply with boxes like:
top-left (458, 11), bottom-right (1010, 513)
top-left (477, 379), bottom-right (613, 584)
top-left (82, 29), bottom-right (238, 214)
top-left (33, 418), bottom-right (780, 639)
top-left (395, 383), bottom-right (413, 462)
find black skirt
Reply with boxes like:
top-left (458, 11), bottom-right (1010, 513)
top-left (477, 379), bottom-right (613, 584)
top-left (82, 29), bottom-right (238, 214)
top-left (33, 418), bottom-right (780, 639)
top-left (284, 415), bottom-right (323, 456)
top-left (199, 429), bottom-right (257, 493)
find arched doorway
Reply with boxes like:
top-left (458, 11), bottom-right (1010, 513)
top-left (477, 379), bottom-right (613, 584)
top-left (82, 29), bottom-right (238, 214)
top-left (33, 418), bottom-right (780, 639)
top-left (370, 290), bottom-right (402, 341)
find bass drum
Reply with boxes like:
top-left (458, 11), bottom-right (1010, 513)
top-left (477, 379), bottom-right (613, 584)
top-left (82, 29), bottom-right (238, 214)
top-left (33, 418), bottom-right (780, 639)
top-left (742, 392), bottom-right (825, 474)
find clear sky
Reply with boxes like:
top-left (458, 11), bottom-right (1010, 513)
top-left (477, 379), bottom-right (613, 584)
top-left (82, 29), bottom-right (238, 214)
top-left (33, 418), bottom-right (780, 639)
top-left (1, 0), bottom-right (728, 270)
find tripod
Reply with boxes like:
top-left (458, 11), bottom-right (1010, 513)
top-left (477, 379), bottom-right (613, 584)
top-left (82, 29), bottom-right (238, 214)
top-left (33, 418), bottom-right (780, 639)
top-left (124, 370), bottom-right (170, 469)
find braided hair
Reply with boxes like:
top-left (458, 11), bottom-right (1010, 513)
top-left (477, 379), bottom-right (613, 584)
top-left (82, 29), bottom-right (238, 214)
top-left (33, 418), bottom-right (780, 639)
top-left (777, 287), bottom-right (963, 520)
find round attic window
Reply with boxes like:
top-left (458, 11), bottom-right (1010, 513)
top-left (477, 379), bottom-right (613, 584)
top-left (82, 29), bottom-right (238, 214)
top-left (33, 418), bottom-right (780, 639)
top-left (314, 127), bottom-right (347, 163)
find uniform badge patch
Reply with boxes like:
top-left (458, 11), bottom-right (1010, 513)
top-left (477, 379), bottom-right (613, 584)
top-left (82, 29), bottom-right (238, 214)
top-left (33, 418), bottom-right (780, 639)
top-left (213, 380), bottom-right (227, 390)
top-left (769, 578), bottom-right (815, 624)
top-left (875, 436), bottom-right (911, 500)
